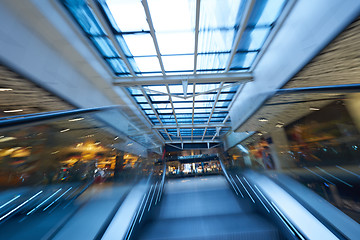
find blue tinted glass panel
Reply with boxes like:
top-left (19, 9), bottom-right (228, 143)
top-left (115, 36), bottom-right (132, 57)
top-left (157, 32), bottom-right (194, 55)
top-left (173, 102), bottom-right (193, 108)
top-left (198, 30), bottom-right (234, 53)
top-left (63, 0), bottom-right (104, 35)
top-left (177, 119), bottom-right (193, 123)
top-left (106, 0), bottom-right (149, 32)
top-left (128, 87), bottom-right (142, 95)
top-left (153, 103), bottom-right (171, 109)
top-left (216, 101), bottom-right (230, 107)
top-left (174, 109), bottom-right (193, 114)
top-left (151, 118), bottom-right (160, 122)
top-left (247, 0), bottom-right (287, 26)
top-left (169, 84), bottom-right (194, 94)
top-left (162, 119), bottom-right (176, 123)
top-left (144, 85), bottom-right (168, 94)
top-left (209, 119), bottom-right (223, 123)
top-left (162, 55), bottom-right (194, 72)
top-left (91, 37), bottom-right (118, 58)
top-left (218, 94), bottom-right (234, 100)
top-left (224, 84), bottom-right (240, 92)
top-left (147, 115), bottom-right (157, 119)
top-left (194, 102), bottom-right (213, 108)
top-left (148, 0), bottom-right (196, 32)
top-left (158, 109), bottom-right (173, 114)
top-left (199, 0), bottom-right (244, 29)
top-left (140, 104), bottom-right (151, 109)
top-left (212, 113), bottom-right (227, 118)
top-left (230, 52), bottom-right (257, 69)
top-left (106, 58), bottom-right (128, 73)
top-left (133, 56), bottom-right (161, 72)
top-left (134, 96), bottom-right (147, 102)
top-left (127, 57), bottom-right (140, 73)
top-left (150, 95), bottom-right (170, 101)
top-left (196, 83), bottom-right (220, 93)
top-left (197, 53), bottom-right (229, 71)
top-left (238, 28), bottom-right (271, 50)
top-left (123, 34), bottom-right (157, 56)
top-left (144, 110), bottom-right (154, 114)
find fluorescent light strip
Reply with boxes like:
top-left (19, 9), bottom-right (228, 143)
top-left (27, 188), bottom-right (62, 215)
top-left (245, 183), bottom-right (270, 213)
top-left (148, 182), bottom-right (158, 211)
top-left (0, 191), bottom-right (43, 221)
top-left (139, 185), bottom-right (153, 223)
top-left (336, 165), bottom-right (360, 178)
top-left (230, 175), bottom-right (244, 198)
top-left (68, 117), bottom-right (84, 122)
top-left (4, 109), bottom-right (23, 113)
top-left (0, 88), bottom-right (13, 91)
top-left (236, 175), bottom-right (255, 203)
top-left (303, 167), bottom-right (335, 185)
top-left (60, 129), bottom-right (70, 133)
top-left (0, 195), bottom-right (21, 209)
top-left (315, 166), bottom-right (353, 187)
top-left (43, 187), bottom-right (72, 211)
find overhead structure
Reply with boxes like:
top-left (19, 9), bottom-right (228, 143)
top-left (61, 0), bottom-right (289, 147)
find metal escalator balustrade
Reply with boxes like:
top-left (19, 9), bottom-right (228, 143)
top-left (0, 106), bottom-right (162, 240)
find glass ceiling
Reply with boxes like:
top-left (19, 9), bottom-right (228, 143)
top-left (61, 0), bottom-right (288, 144)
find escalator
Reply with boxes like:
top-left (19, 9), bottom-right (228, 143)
top-left (0, 105), bottom-right (359, 240)
top-left (137, 175), bottom-right (282, 240)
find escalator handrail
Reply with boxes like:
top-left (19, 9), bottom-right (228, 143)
top-left (0, 105), bottom-right (120, 128)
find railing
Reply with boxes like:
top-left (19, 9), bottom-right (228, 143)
top-left (0, 105), bottom-right (163, 240)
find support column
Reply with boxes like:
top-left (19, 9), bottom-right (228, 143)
top-left (269, 128), bottom-right (296, 169)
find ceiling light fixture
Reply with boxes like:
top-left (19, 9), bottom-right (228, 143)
top-left (309, 107), bottom-right (320, 111)
top-left (60, 128), bottom-right (70, 133)
top-left (0, 137), bottom-right (16, 142)
top-left (275, 122), bottom-right (284, 128)
top-left (258, 118), bottom-right (268, 122)
top-left (4, 109), bottom-right (23, 113)
top-left (68, 117), bottom-right (84, 122)
top-left (0, 88), bottom-right (13, 91)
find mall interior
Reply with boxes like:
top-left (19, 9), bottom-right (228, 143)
top-left (0, 0), bottom-right (359, 239)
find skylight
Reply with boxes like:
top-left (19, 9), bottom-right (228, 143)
top-left (61, 0), bottom-right (289, 144)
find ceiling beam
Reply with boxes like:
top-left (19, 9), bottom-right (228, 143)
top-left (250, 0), bottom-right (297, 72)
top-left (153, 123), bottom-right (231, 129)
top-left (88, 0), bottom-right (135, 76)
top-left (120, 87), bottom-right (165, 143)
top-left (202, 82), bottom-right (224, 140)
top-left (193, 0), bottom-right (201, 73)
top-left (165, 84), bottom-right (182, 142)
top-left (113, 72), bottom-right (253, 86)
top-left (210, 83), bottom-right (244, 140)
top-left (191, 83), bottom-right (196, 141)
top-left (141, 0), bottom-right (166, 75)
top-left (139, 87), bottom-right (172, 141)
top-left (225, 0), bottom-right (256, 72)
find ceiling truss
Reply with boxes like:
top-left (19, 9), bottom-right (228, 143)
top-left (72, 0), bottom-right (289, 147)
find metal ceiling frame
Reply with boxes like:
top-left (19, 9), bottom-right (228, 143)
top-left (113, 72), bottom-right (253, 86)
top-left (88, 0), bottom-right (135, 76)
top-left (225, 0), bottom-right (256, 72)
top-left (85, 0), bottom-right (286, 147)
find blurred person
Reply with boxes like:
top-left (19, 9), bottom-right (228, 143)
top-left (262, 146), bottom-right (275, 170)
